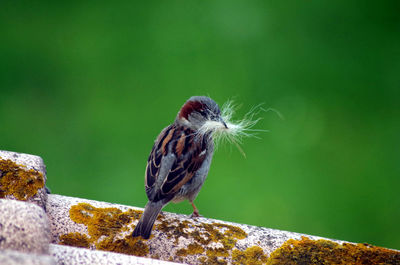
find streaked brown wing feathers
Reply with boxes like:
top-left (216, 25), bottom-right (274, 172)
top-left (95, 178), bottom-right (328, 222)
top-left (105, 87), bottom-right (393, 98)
top-left (145, 126), bottom-right (173, 190)
top-left (145, 124), bottom-right (207, 202)
top-left (160, 131), bottom-right (206, 195)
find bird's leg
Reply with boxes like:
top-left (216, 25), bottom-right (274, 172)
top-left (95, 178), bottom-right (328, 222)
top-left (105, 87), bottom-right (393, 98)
top-left (190, 202), bottom-right (201, 218)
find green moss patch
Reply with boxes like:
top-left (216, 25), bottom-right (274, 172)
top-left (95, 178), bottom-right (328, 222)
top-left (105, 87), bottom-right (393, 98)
top-left (0, 157), bottom-right (44, 200)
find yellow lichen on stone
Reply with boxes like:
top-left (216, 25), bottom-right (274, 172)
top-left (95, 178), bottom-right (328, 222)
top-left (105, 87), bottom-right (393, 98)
top-left (214, 223), bottom-right (248, 240)
top-left (267, 236), bottom-right (400, 265)
top-left (206, 247), bottom-right (230, 258)
top-left (200, 256), bottom-right (228, 265)
top-left (57, 202), bottom-right (400, 264)
top-left (156, 217), bottom-right (249, 263)
top-left (60, 203), bottom-right (148, 257)
top-left (176, 243), bottom-right (205, 256)
top-left (232, 246), bottom-right (268, 265)
top-left (61, 202), bottom-right (260, 263)
top-left (59, 232), bottom-right (90, 248)
top-left (0, 158), bottom-right (44, 200)
top-left (156, 215), bottom-right (192, 243)
top-left (97, 235), bottom-right (149, 257)
top-left (200, 222), bottom-right (249, 263)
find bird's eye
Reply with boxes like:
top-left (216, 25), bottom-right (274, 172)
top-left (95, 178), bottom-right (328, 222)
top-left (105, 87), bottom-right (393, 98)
top-left (198, 109), bottom-right (207, 117)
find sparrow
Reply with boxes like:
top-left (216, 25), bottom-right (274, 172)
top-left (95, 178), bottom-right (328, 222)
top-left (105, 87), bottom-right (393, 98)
top-left (132, 96), bottom-right (228, 239)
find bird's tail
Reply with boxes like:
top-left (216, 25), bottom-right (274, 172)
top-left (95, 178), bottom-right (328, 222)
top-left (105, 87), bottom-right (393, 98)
top-left (131, 201), bottom-right (163, 239)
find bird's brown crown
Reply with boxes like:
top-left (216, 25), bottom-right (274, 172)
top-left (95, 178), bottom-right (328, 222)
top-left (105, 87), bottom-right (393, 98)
top-left (178, 100), bottom-right (205, 120)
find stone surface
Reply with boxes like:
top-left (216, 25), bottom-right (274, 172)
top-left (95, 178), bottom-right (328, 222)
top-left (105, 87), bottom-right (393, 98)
top-left (0, 150), bottom-right (48, 210)
top-left (46, 194), bottom-right (131, 244)
top-left (0, 151), bottom-right (46, 174)
top-left (47, 194), bottom-right (335, 264)
top-left (0, 199), bottom-right (51, 254)
top-left (1, 150), bottom-right (398, 264)
top-left (0, 250), bottom-right (55, 265)
top-left (50, 244), bottom-right (181, 265)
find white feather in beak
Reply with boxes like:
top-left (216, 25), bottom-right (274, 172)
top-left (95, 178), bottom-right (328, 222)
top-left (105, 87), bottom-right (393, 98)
top-left (197, 100), bottom-right (266, 157)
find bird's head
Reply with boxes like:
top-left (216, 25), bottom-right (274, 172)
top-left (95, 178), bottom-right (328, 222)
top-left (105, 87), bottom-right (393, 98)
top-left (176, 96), bottom-right (228, 133)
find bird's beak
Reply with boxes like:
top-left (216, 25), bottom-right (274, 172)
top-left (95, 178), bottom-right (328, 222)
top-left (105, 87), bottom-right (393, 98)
top-left (220, 117), bottom-right (228, 129)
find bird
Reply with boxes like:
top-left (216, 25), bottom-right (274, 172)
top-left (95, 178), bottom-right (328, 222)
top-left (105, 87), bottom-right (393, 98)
top-left (132, 96), bottom-right (228, 239)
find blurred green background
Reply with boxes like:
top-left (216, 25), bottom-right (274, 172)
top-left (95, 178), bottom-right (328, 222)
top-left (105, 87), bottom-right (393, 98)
top-left (1, 1), bottom-right (399, 249)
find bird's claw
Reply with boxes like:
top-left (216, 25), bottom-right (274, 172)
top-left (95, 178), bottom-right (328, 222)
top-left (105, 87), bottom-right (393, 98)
top-left (190, 211), bottom-right (202, 218)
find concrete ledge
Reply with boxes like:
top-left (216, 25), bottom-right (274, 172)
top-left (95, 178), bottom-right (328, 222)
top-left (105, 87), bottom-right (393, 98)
top-left (0, 150), bottom-right (48, 210)
top-left (50, 244), bottom-right (180, 265)
top-left (0, 249), bottom-right (55, 265)
top-left (46, 194), bottom-right (340, 263)
top-left (1, 150), bottom-right (400, 264)
top-left (47, 194), bottom-right (400, 264)
top-left (0, 151), bottom-right (46, 175)
top-left (0, 199), bottom-right (50, 254)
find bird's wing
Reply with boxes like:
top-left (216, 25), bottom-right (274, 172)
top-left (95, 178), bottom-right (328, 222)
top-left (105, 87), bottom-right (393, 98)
top-left (145, 125), bottom-right (208, 202)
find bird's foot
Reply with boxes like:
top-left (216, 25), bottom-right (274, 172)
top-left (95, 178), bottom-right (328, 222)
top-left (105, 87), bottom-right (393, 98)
top-left (190, 202), bottom-right (202, 218)
top-left (190, 210), bottom-right (202, 218)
